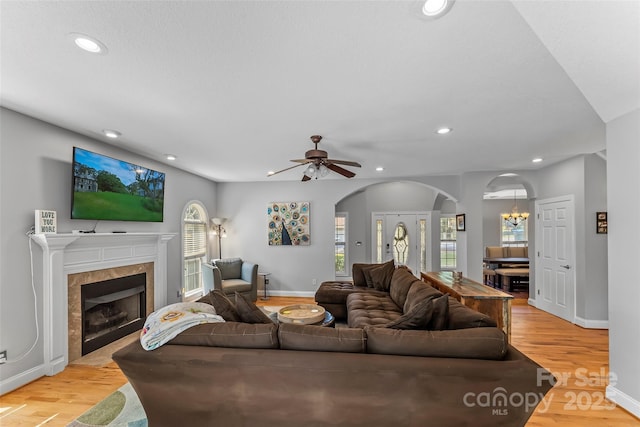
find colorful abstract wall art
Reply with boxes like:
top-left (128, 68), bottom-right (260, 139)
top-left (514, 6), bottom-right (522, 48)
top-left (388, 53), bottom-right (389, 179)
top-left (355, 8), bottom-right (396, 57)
top-left (267, 202), bottom-right (310, 246)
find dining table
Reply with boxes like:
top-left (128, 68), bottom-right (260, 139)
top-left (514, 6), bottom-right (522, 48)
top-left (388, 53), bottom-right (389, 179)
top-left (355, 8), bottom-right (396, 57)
top-left (483, 257), bottom-right (529, 267)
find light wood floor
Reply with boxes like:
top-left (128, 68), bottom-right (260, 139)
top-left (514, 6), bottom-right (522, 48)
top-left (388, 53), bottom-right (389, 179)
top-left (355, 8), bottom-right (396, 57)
top-left (1, 297), bottom-right (638, 426)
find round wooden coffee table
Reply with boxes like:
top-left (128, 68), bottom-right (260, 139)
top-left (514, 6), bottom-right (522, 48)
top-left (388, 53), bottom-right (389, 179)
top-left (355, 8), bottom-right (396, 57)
top-left (277, 304), bottom-right (335, 327)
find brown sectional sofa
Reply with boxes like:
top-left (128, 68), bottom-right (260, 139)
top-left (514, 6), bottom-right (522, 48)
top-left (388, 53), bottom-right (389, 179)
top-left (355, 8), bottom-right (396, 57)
top-left (113, 265), bottom-right (554, 426)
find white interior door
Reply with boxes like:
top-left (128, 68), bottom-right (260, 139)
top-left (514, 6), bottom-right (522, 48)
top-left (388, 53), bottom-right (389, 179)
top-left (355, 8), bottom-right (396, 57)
top-left (535, 196), bottom-right (575, 322)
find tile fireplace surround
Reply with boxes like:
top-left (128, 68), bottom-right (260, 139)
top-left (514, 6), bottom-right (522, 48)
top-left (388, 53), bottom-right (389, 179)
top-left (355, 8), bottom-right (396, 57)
top-left (29, 232), bottom-right (175, 378)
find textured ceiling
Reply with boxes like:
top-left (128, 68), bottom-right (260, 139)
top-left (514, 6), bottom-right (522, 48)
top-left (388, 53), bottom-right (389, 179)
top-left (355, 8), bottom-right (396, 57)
top-left (1, 1), bottom-right (638, 182)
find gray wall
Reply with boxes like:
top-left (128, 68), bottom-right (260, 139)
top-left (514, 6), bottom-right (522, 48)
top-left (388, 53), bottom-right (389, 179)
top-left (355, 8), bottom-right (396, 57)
top-left (216, 177), bottom-right (461, 296)
top-left (533, 154), bottom-right (608, 323)
top-left (336, 181), bottom-right (441, 273)
top-left (606, 108), bottom-right (640, 416)
top-left (0, 108), bottom-right (217, 383)
top-left (483, 199), bottom-right (521, 247)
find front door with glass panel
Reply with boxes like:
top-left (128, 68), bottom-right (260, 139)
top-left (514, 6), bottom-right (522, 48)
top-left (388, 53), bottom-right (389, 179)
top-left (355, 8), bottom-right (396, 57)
top-left (372, 212), bottom-right (430, 277)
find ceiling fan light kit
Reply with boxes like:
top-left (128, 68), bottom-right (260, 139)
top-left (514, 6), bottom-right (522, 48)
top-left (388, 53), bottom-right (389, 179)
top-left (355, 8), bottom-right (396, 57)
top-left (268, 135), bottom-right (361, 182)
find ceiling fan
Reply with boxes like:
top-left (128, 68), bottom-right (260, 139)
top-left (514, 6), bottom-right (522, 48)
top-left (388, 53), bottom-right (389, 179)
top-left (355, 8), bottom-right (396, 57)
top-left (268, 135), bottom-right (362, 181)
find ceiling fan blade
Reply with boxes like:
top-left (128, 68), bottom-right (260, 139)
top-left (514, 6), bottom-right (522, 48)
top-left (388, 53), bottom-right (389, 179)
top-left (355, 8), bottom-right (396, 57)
top-left (301, 174), bottom-right (312, 182)
top-left (267, 163), bottom-right (306, 177)
top-left (325, 162), bottom-right (356, 178)
top-left (290, 159), bottom-right (312, 164)
top-left (325, 159), bottom-right (362, 168)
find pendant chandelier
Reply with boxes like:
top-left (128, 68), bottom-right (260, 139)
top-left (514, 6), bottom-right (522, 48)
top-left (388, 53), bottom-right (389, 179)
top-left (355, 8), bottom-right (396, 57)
top-left (501, 190), bottom-right (529, 227)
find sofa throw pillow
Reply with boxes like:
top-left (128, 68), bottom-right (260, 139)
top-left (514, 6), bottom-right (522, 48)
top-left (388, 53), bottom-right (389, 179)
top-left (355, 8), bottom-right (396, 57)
top-left (370, 259), bottom-right (395, 292)
top-left (195, 291), bottom-right (213, 305)
top-left (446, 296), bottom-right (497, 329)
top-left (385, 297), bottom-right (434, 330)
top-left (426, 294), bottom-right (449, 331)
top-left (209, 290), bottom-right (242, 322)
top-left (352, 263), bottom-right (383, 287)
top-left (359, 264), bottom-right (380, 288)
top-left (403, 281), bottom-right (442, 313)
top-left (235, 292), bottom-right (274, 324)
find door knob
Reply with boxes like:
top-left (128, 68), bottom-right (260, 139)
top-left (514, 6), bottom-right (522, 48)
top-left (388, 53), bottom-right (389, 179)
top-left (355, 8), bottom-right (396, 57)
top-left (561, 265), bottom-right (571, 269)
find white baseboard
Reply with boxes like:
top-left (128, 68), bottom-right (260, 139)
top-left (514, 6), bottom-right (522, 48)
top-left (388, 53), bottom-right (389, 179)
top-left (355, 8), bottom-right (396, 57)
top-left (606, 385), bottom-right (640, 419)
top-left (267, 290), bottom-right (316, 298)
top-left (0, 364), bottom-right (46, 395)
top-left (527, 298), bottom-right (536, 307)
top-left (574, 316), bottom-right (609, 329)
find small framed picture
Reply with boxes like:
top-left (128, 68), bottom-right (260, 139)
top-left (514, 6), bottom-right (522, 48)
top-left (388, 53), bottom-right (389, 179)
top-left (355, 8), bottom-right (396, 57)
top-left (456, 214), bottom-right (466, 232)
top-left (596, 212), bottom-right (607, 234)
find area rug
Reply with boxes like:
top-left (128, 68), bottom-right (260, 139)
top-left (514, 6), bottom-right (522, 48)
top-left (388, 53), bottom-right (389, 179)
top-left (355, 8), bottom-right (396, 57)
top-left (67, 382), bottom-right (147, 427)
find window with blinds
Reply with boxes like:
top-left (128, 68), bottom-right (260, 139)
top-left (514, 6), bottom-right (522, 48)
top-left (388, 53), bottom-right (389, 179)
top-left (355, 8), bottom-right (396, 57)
top-left (183, 203), bottom-right (208, 298)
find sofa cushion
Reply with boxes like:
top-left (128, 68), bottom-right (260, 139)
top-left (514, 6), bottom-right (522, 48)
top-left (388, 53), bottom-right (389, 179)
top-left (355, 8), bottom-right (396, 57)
top-left (168, 322), bottom-right (278, 349)
top-left (403, 281), bottom-right (443, 313)
top-left (346, 293), bottom-right (403, 328)
top-left (214, 258), bottom-right (242, 280)
top-left (315, 281), bottom-right (388, 305)
top-left (389, 267), bottom-right (418, 309)
top-left (429, 294), bottom-right (450, 331)
top-left (221, 279), bottom-right (252, 294)
top-left (370, 260), bottom-right (395, 291)
top-left (278, 323), bottom-right (366, 353)
top-left (352, 263), bottom-right (383, 287)
top-left (209, 290), bottom-right (242, 322)
top-left (365, 326), bottom-right (508, 360)
top-left (235, 292), bottom-right (273, 324)
top-left (446, 296), bottom-right (497, 329)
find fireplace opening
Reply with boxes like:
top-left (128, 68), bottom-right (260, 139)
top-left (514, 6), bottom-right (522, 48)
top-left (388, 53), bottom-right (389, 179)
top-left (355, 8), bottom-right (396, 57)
top-left (81, 273), bottom-right (146, 355)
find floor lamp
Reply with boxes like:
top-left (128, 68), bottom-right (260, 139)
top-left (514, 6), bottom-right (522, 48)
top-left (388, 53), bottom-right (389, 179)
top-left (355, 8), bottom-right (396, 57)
top-left (211, 217), bottom-right (227, 259)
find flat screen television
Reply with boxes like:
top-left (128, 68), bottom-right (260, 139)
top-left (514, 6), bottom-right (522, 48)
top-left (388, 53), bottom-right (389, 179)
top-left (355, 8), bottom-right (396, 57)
top-left (71, 147), bottom-right (165, 222)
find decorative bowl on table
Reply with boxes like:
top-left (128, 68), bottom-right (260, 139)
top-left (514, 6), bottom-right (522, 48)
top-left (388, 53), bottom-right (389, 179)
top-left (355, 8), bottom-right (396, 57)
top-left (277, 304), bottom-right (326, 325)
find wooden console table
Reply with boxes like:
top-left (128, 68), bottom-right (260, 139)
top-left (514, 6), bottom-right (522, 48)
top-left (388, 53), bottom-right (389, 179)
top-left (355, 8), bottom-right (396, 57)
top-left (421, 272), bottom-right (513, 342)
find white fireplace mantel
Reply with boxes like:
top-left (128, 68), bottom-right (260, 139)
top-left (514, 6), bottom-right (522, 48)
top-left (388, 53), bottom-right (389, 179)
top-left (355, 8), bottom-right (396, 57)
top-left (30, 232), bottom-right (176, 376)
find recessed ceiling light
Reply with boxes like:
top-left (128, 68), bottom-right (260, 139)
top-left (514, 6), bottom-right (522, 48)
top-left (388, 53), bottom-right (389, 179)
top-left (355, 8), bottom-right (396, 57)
top-left (532, 157), bottom-right (543, 163)
top-left (376, 167), bottom-right (384, 172)
top-left (102, 129), bottom-right (121, 139)
top-left (436, 127), bottom-right (452, 135)
top-left (69, 33), bottom-right (108, 54)
top-left (166, 154), bottom-right (177, 161)
top-left (422, 0), bottom-right (455, 17)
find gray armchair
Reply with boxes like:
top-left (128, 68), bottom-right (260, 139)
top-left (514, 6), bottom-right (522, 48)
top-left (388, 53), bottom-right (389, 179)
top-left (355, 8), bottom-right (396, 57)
top-left (202, 258), bottom-right (258, 302)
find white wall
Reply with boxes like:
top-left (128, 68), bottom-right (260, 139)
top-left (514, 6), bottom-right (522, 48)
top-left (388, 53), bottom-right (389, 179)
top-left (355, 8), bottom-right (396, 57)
top-left (0, 108), bottom-right (217, 386)
top-left (606, 108), bottom-right (640, 417)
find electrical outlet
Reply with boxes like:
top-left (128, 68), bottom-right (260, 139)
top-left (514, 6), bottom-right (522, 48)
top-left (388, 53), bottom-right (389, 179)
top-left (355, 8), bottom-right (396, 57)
top-left (0, 350), bottom-right (7, 364)
top-left (312, 279), bottom-right (317, 286)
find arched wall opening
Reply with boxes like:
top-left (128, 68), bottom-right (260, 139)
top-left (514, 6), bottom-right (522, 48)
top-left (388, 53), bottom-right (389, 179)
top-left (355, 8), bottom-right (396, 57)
top-left (334, 180), bottom-right (457, 277)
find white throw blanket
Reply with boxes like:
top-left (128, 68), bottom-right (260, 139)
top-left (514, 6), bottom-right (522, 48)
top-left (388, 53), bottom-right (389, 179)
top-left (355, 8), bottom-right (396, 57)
top-left (140, 302), bottom-right (224, 351)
